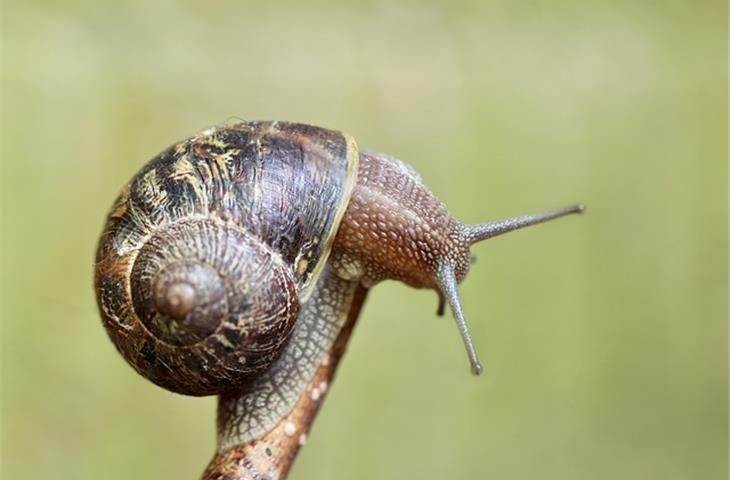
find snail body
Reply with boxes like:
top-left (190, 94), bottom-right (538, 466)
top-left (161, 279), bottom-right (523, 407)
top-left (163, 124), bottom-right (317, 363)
top-left (95, 121), bottom-right (583, 474)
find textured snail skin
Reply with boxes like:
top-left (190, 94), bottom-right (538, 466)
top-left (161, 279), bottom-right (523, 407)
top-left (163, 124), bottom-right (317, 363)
top-left (332, 150), bottom-right (473, 288)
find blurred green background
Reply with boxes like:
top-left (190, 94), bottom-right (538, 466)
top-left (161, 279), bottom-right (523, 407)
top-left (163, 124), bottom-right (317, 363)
top-left (2, 0), bottom-right (726, 479)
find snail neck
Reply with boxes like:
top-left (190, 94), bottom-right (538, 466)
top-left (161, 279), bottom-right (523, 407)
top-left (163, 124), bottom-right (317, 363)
top-left (333, 150), bottom-right (470, 289)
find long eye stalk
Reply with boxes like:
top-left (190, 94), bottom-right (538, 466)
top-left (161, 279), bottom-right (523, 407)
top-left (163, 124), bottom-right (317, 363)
top-left (464, 204), bottom-right (585, 244)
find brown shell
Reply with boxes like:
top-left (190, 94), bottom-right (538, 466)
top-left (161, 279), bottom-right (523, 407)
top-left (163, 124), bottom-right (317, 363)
top-left (95, 121), bottom-right (359, 396)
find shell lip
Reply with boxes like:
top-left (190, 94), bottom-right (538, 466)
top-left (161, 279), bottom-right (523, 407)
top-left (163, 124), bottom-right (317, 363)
top-left (298, 132), bottom-right (360, 303)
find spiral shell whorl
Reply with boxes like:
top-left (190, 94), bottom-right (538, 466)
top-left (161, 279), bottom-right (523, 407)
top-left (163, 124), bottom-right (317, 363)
top-left (101, 218), bottom-right (300, 396)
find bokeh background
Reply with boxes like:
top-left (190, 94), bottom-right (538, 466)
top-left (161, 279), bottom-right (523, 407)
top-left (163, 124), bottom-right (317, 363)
top-left (2, 0), bottom-right (726, 479)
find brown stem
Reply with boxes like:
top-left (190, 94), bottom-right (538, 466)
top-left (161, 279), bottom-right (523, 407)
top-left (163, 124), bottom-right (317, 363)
top-left (202, 285), bottom-right (368, 479)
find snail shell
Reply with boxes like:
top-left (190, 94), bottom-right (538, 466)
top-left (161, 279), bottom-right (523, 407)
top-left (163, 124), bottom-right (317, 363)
top-left (94, 122), bottom-right (359, 396)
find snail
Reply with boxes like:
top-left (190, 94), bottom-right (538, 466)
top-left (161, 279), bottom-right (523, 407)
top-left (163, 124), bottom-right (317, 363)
top-left (94, 121), bottom-right (583, 478)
